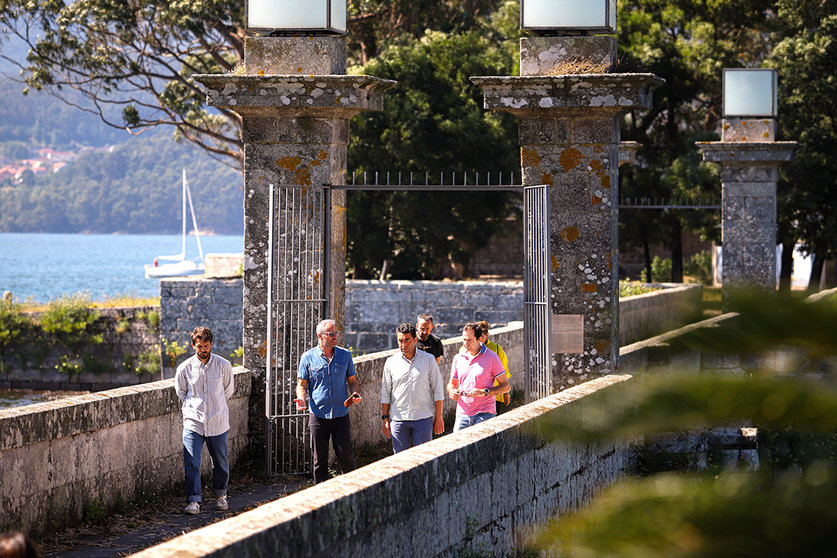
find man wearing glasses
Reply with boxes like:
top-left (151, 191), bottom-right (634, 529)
top-left (295, 319), bottom-right (362, 483)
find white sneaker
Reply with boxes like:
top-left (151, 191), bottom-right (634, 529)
top-left (184, 501), bottom-right (200, 515)
top-left (212, 495), bottom-right (228, 511)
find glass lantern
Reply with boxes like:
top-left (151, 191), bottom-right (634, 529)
top-left (246, 0), bottom-right (347, 34)
top-left (723, 68), bottom-right (778, 118)
top-left (521, 0), bottom-right (616, 34)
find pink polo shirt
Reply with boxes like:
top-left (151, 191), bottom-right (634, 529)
top-left (451, 345), bottom-right (506, 417)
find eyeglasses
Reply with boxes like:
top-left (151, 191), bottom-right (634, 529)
top-left (319, 331), bottom-right (338, 338)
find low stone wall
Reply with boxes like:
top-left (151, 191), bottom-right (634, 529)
top-left (345, 280), bottom-right (525, 352)
top-left (619, 283), bottom-right (704, 346)
top-left (160, 278), bottom-right (244, 377)
top-left (0, 306), bottom-right (160, 391)
top-left (0, 369), bottom-right (252, 537)
top-left (130, 374), bottom-right (633, 558)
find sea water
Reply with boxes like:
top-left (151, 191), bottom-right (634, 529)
top-left (0, 233), bottom-right (243, 303)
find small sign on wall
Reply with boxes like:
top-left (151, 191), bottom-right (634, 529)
top-left (552, 314), bottom-right (584, 353)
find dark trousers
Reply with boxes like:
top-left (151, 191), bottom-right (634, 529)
top-left (309, 414), bottom-right (355, 483)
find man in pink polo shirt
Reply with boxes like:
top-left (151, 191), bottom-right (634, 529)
top-left (447, 322), bottom-right (510, 431)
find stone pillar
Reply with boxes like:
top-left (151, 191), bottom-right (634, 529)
top-left (473, 37), bottom-right (662, 391)
top-left (697, 119), bottom-right (796, 293)
top-left (194, 37), bottom-right (393, 449)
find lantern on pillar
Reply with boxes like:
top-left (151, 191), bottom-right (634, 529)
top-left (521, 0), bottom-right (616, 34)
top-left (723, 68), bottom-right (778, 118)
top-left (246, 0), bottom-right (347, 34)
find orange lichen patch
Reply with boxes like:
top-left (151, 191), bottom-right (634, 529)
top-left (317, 150), bottom-right (329, 160)
top-left (560, 226), bottom-right (580, 242)
top-left (560, 147), bottom-right (582, 171)
top-left (258, 341), bottom-right (268, 358)
top-left (723, 123), bottom-right (730, 130)
top-left (542, 173), bottom-right (554, 186)
top-left (551, 254), bottom-right (560, 271)
top-left (741, 120), bottom-right (748, 125)
top-left (600, 174), bottom-right (611, 189)
top-left (741, 136), bottom-right (748, 141)
top-left (590, 160), bottom-right (604, 171)
top-left (591, 196), bottom-right (603, 206)
top-left (521, 147), bottom-right (541, 167)
top-left (581, 283), bottom-right (598, 292)
top-left (763, 131), bottom-right (770, 138)
top-left (257, 70), bottom-right (265, 76)
top-left (595, 339), bottom-right (610, 354)
top-left (277, 156), bottom-right (302, 171)
top-left (297, 66), bottom-right (303, 73)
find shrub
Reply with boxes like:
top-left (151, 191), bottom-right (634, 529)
top-left (684, 249), bottom-right (713, 285)
top-left (40, 294), bottom-right (103, 348)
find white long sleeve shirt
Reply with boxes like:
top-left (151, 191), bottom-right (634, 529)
top-left (175, 353), bottom-right (234, 437)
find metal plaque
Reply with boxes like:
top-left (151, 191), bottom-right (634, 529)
top-left (551, 314), bottom-right (584, 353)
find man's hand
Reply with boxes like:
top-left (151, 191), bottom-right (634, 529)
top-left (465, 388), bottom-right (487, 397)
top-left (293, 398), bottom-right (307, 411)
top-left (449, 388), bottom-right (461, 401)
top-left (503, 393), bottom-right (511, 406)
top-left (344, 392), bottom-right (362, 408)
top-left (433, 416), bottom-right (444, 435)
top-left (382, 417), bottom-right (391, 439)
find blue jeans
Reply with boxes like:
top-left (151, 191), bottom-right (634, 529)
top-left (390, 417), bottom-right (434, 453)
top-left (183, 428), bottom-right (229, 503)
top-left (453, 412), bottom-right (495, 432)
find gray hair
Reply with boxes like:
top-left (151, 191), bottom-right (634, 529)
top-left (316, 319), bottom-right (337, 335)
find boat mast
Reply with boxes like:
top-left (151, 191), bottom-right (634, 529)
top-left (180, 168), bottom-right (187, 259)
top-left (184, 170), bottom-right (205, 263)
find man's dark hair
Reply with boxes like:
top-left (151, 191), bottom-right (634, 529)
top-left (395, 322), bottom-right (417, 338)
top-left (190, 326), bottom-right (213, 345)
top-left (416, 313), bottom-right (434, 324)
top-left (463, 322), bottom-right (485, 339)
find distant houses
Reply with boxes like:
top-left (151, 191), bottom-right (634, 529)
top-left (0, 146), bottom-right (109, 186)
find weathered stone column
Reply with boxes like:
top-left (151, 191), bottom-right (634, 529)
top-left (474, 37), bottom-right (662, 391)
top-left (194, 37), bottom-right (393, 449)
top-left (697, 120), bottom-right (796, 293)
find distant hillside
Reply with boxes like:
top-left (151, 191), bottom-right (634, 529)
top-left (0, 131), bottom-right (243, 234)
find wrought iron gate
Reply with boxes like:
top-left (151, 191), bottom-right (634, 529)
top-left (264, 174), bottom-right (552, 475)
top-left (523, 184), bottom-right (551, 402)
top-left (265, 184), bottom-right (330, 475)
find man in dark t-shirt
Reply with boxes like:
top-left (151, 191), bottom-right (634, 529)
top-left (416, 313), bottom-right (444, 363)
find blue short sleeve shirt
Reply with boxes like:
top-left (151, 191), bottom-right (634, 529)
top-left (298, 345), bottom-right (356, 419)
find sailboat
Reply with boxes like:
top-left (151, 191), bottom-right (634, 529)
top-left (144, 169), bottom-right (206, 279)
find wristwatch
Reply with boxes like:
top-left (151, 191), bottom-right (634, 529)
top-left (381, 414), bottom-right (389, 420)
top-left (483, 388), bottom-right (490, 396)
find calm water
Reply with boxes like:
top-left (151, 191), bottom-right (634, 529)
top-left (0, 233), bottom-right (243, 303)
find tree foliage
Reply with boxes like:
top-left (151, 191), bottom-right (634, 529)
top-left (0, 0), bottom-right (245, 165)
top-left (530, 291), bottom-right (837, 557)
top-left (346, 28), bottom-right (519, 278)
top-left (0, 130), bottom-right (242, 234)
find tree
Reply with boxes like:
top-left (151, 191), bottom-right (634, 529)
top-left (346, 28), bottom-right (519, 279)
top-left (768, 1), bottom-right (837, 291)
top-left (0, 0), bottom-right (245, 165)
top-left (617, 0), bottom-right (776, 279)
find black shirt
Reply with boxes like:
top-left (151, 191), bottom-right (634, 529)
top-left (417, 333), bottom-right (444, 360)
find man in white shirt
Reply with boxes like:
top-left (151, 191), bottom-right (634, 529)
top-left (381, 322), bottom-right (445, 453)
top-left (174, 326), bottom-right (234, 515)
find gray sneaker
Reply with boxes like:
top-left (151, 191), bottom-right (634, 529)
top-left (212, 495), bottom-right (228, 511)
top-left (184, 501), bottom-right (200, 515)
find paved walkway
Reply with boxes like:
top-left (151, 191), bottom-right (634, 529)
top-left (42, 477), bottom-right (309, 558)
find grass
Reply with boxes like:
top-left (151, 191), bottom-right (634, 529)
top-left (20, 295), bottom-right (159, 312)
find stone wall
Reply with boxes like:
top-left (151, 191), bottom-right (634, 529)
top-left (130, 374), bottom-right (633, 558)
top-left (160, 278), bottom-right (244, 377)
top-left (0, 306), bottom-right (160, 391)
top-left (619, 283), bottom-right (703, 346)
top-left (0, 370), bottom-right (252, 537)
top-left (345, 280), bottom-right (525, 352)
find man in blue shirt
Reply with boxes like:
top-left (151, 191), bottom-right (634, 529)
top-left (295, 319), bottom-right (362, 483)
